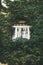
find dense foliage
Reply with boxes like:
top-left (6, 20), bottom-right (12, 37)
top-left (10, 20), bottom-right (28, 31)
top-left (0, 0), bottom-right (43, 65)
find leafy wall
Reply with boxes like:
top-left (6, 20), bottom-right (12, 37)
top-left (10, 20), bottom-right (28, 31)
top-left (0, 0), bottom-right (43, 65)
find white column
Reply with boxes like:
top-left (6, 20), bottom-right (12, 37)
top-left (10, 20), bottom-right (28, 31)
top-left (22, 28), bottom-right (26, 38)
top-left (27, 28), bottom-right (30, 39)
top-left (17, 28), bottom-right (21, 38)
top-left (12, 27), bottom-right (17, 40)
top-left (15, 27), bottom-right (18, 38)
top-left (24, 27), bottom-right (26, 38)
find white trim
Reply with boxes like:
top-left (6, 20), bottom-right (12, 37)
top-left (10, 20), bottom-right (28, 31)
top-left (12, 25), bottom-right (31, 28)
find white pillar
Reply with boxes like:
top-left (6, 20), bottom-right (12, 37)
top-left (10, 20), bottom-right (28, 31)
top-left (15, 27), bottom-right (18, 38)
top-left (12, 27), bottom-right (17, 40)
top-left (27, 28), bottom-right (30, 39)
top-left (22, 28), bottom-right (26, 38)
top-left (17, 28), bottom-right (21, 38)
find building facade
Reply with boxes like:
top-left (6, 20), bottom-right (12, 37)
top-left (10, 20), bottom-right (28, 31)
top-left (12, 20), bottom-right (31, 40)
